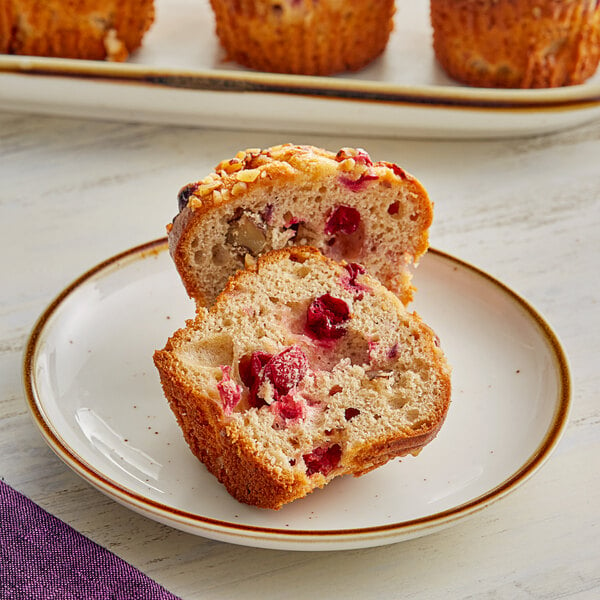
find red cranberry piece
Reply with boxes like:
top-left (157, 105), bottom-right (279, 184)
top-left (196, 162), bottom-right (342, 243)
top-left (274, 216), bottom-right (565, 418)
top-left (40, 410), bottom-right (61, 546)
top-left (303, 444), bottom-right (342, 476)
top-left (387, 201), bottom-right (400, 215)
top-left (345, 262), bottom-right (365, 280)
top-left (382, 162), bottom-right (408, 179)
top-left (239, 351), bottom-right (271, 388)
top-left (238, 351), bottom-right (272, 408)
top-left (344, 408), bottom-right (360, 421)
top-left (324, 205), bottom-right (361, 235)
top-left (338, 172), bottom-right (379, 193)
top-left (239, 347), bottom-right (309, 407)
top-left (272, 393), bottom-right (306, 422)
top-left (391, 164), bottom-right (407, 179)
top-left (217, 366), bottom-right (243, 416)
top-left (177, 183), bottom-right (198, 212)
top-left (354, 149), bottom-right (373, 166)
top-left (388, 343), bottom-right (399, 359)
top-left (335, 148), bottom-right (373, 166)
top-left (343, 262), bottom-right (369, 300)
top-left (263, 346), bottom-right (309, 398)
top-left (306, 294), bottom-right (351, 340)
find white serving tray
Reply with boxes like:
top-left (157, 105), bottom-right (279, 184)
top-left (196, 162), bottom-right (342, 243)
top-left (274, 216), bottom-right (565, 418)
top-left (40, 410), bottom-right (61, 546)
top-left (1, 0), bottom-right (600, 138)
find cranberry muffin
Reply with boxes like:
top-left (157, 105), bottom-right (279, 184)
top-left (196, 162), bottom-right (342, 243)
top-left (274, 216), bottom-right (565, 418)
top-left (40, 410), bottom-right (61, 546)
top-left (430, 0), bottom-right (600, 87)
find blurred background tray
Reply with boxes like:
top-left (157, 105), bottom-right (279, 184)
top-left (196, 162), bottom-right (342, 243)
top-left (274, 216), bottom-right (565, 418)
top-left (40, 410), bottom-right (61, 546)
top-left (1, 0), bottom-right (599, 139)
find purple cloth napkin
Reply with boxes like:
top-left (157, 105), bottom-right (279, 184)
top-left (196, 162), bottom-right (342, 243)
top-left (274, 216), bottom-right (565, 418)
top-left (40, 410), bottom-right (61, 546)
top-left (0, 479), bottom-right (181, 600)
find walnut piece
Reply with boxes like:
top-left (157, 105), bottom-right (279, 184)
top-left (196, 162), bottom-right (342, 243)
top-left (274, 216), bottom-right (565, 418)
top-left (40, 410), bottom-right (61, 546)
top-left (226, 213), bottom-right (267, 256)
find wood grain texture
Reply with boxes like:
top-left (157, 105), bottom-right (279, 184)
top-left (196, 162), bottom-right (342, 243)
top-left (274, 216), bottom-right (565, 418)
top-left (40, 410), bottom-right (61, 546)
top-left (1, 112), bottom-right (599, 599)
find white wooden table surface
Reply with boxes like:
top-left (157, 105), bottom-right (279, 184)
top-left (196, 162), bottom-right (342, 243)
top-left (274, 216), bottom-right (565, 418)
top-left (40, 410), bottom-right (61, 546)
top-left (1, 111), bottom-right (599, 599)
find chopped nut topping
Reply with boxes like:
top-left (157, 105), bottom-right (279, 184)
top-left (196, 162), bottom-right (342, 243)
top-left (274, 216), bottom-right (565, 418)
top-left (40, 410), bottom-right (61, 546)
top-left (336, 147), bottom-right (372, 165)
top-left (338, 158), bottom-right (356, 172)
top-left (196, 180), bottom-right (223, 196)
top-left (236, 168), bottom-right (261, 183)
top-left (188, 196), bottom-right (203, 209)
top-left (219, 158), bottom-right (244, 174)
top-left (231, 181), bottom-right (248, 196)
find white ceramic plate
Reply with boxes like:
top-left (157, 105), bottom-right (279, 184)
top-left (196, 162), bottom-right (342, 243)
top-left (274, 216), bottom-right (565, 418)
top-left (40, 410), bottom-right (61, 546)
top-left (24, 239), bottom-right (570, 551)
top-left (2, 0), bottom-right (600, 138)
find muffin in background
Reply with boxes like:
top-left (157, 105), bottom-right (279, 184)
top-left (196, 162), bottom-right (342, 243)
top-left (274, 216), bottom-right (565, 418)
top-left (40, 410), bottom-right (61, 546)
top-left (430, 0), bottom-right (600, 88)
top-left (208, 0), bottom-right (395, 76)
top-left (0, 0), bottom-right (155, 61)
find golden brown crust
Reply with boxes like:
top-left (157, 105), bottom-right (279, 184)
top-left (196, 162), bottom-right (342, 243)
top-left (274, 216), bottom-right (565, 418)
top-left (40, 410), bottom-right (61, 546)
top-left (174, 145), bottom-right (428, 220)
top-left (169, 144), bottom-right (433, 307)
top-left (0, 0), bottom-right (155, 61)
top-left (154, 246), bottom-right (452, 509)
top-left (431, 0), bottom-right (600, 88)
top-left (154, 345), bottom-right (314, 509)
top-left (208, 0), bottom-right (395, 75)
